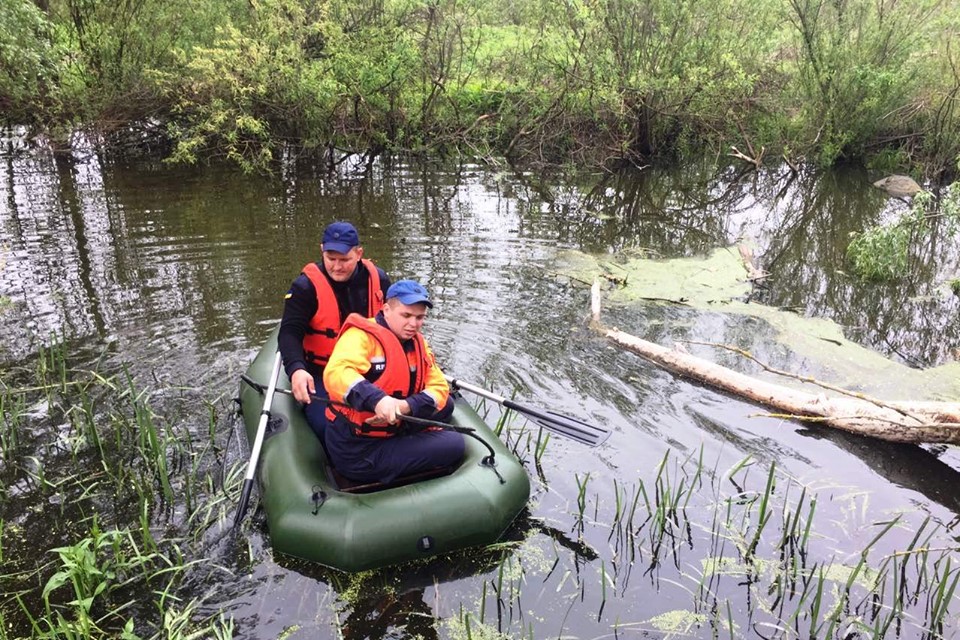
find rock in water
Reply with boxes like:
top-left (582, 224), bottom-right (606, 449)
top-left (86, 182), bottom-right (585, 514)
top-left (872, 175), bottom-right (922, 198)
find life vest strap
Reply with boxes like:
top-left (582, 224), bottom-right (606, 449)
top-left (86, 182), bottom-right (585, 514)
top-left (326, 406), bottom-right (401, 438)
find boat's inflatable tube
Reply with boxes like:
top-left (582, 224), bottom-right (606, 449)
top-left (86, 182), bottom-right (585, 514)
top-left (239, 329), bottom-right (531, 572)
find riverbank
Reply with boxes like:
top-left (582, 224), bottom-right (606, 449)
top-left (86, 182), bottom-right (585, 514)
top-left (3, 0), bottom-right (960, 177)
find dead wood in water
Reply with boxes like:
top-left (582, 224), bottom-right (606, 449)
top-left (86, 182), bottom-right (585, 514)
top-left (589, 281), bottom-right (960, 444)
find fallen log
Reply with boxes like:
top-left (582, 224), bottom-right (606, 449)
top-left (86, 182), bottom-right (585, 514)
top-left (589, 281), bottom-right (960, 444)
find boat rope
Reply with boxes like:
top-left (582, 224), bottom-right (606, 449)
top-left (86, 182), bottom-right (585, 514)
top-left (220, 396), bottom-right (243, 496)
top-left (397, 415), bottom-right (504, 483)
top-left (480, 454), bottom-right (505, 484)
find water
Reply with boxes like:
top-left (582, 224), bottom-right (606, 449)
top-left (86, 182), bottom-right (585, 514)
top-left (2, 133), bottom-right (960, 638)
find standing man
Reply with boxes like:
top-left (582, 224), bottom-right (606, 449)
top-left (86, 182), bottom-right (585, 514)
top-left (279, 221), bottom-right (390, 441)
top-left (323, 280), bottom-right (465, 483)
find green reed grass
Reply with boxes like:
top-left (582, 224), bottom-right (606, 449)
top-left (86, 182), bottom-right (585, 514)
top-left (543, 451), bottom-right (960, 639)
top-left (0, 343), bottom-right (239, 639)
top-left (0, 388), bottom-right (25, 460)
top-left (926, 555), bottom-right (960, 635)
top-left (122, 371), bottom-right (175, 503)
top-left (745, 463), bottom-right (776, 559)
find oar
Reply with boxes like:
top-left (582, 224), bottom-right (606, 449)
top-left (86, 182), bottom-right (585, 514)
top-left (445, 376), bottom-right (610, 446)
top-left (233, 350), bottom-right (283, 527)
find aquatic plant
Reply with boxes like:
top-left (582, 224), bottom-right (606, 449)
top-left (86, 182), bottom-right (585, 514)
top-left (450, 448), bottom-right (960, 639)
top-left (848, 187), bottom-right (960, 281)
top-left (0, 343), bottom-right (238, 638)
top-left (3, 333), bottom-right (960, 638)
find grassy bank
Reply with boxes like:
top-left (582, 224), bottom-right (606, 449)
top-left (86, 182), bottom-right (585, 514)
top-left (2, 0), bottom-right (959, 176)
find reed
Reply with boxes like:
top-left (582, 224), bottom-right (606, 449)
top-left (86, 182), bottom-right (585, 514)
top-left (0, 388), bottom-right (24, 460)
top-left (926, 555), bottom-right (960, 635)
top-left (7, 340), bottom-right (960, 639)
top-left (544, 448), bottom-right (960, 639)
top-left (533, 430), bottom-right (550, 467)
top-left (120, 370), bottom-right (175, 503)
top-left (745, 463), bottom-right (776, 559)
top-left (479, 579), bottom-right (487, 625)
top-left (0, 345), bottom-right (240, 639)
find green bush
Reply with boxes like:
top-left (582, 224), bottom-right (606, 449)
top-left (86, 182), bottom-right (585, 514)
top-left (3, 0), bottom-right (960, 173)
top-left (154, 0), bottom-right (341, 171)
top-left (0, 0), bottom-right (60, 125)
top-left (846, 191), bottom-right (936, 281)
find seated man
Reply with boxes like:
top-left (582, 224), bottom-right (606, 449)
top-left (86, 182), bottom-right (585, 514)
top-left (279, 221), bottom-right (390, 442)
top-left (322, 280), bottom-right (465, 484)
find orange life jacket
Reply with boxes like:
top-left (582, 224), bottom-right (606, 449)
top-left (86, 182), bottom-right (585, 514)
top-left (301, 259), bottom-right (383, 369)
top-left (326, 314), bottom-right (430, 438)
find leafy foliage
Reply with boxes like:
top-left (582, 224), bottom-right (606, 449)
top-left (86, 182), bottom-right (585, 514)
top-left (2, 0), bottom-right (960, 173)
top-left (846, 216), bottom-right (915, 281)
top-left (782, 0), bottom-right (943, 166)
top-left (845, 190), bottom-right (960, 281)
top-left (152, 0), bottom-right (335, 171)
top-left (0, 0), bottom-right (61, 125)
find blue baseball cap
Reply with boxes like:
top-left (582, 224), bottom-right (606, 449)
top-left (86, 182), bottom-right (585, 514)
top-left (322, 221), bottom-right (360, 254)
top-left (386, 280), bottom-right (433, 308)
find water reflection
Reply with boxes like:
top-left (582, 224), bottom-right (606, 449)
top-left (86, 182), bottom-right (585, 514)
top-left (746, 167), bottom-right (960, 367)
top-left (796, 424), bottom-right (960, 527)
top-left (2, 136), bottom-right (960, 638)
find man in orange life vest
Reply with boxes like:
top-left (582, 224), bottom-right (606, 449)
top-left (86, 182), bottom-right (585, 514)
top-left (279, 221), bottom-right (391, 440)
top-left (322, 280), bottom-right (465, 483)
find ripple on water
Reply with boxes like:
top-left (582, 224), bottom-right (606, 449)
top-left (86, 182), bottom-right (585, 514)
top-left (3, 148), bottom-right (960, 640)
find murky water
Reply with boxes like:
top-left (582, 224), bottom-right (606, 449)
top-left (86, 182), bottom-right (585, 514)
top-left (2, 132), bottom-right (960, 638)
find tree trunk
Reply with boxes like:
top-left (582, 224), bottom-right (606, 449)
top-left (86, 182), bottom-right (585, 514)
top-left (589, 281), bottom-right (960, 444)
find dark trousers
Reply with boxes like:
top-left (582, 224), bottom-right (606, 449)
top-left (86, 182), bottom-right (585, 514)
top-left (302, 374), bottom-right (329, 442)
top-left (324, 401), bottom-right (465, 484)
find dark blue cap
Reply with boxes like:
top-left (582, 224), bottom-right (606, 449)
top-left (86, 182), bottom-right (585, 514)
top-left (322, 221), bottom-right (360, 254)
top-left (386, 280), bottom-right (433, 308)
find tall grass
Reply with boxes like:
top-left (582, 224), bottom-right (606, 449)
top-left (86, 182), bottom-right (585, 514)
top-left (0, 342), bottom-right (241, 638)
top-left (3, 340), bottom-right (959, 638)
top-left (470, 450), bottom-right (960, 638)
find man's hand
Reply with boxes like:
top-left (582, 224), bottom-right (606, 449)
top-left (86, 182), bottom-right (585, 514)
top-left (291, 369), bottom-right (315, 404)
top-left (370, 396), bottom-right (411, 425)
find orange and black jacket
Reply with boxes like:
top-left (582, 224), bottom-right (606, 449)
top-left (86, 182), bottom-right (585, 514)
top-left (278, 260), bottom-right (389, 378)
top-left (323, 313), bottom-right (449, 437)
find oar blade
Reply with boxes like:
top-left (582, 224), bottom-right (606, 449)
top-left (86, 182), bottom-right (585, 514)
top-left (527, 411), bottom-right (610, 447)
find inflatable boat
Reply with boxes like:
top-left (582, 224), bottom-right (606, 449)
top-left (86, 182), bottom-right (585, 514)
top-left (237, 330), bottom-right (531, 572)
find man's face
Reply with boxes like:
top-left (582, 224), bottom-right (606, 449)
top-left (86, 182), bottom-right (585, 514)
top-left (383, 299), bottom-right (428, 340)
top-left (322, 247), bottom-right (363, 282)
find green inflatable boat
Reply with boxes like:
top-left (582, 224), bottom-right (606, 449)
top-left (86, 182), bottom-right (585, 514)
top-left (237, 330), bottom-right (531, 573)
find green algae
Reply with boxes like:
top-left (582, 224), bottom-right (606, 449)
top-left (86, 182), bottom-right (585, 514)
top-left (556, 247), bottom-right (960, 402)
top-left (701, 555), bottom-right (877, 592)
top-left (646, 609), bottom-right (708, 634)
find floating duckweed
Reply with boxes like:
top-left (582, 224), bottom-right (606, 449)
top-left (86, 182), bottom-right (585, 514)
top-left (647, 609), bottom-right (708, 633)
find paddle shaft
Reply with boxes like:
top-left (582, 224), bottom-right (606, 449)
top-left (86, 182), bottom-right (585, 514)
top-left (269, 386), bottom-right (477, 434)
top-left (237, 375), bottom-right (500, 472)
top-left (444, 375), bottom-right (610, 446)
top-left (234, 350), bottom-right (283, 527)
top-left (240, 376), bottom-right (478, 435)
top-left (446, 376), bottom-right (563, 423)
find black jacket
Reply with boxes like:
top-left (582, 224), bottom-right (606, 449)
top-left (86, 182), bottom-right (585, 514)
top-left (278, 261), bottom-right (390, 378)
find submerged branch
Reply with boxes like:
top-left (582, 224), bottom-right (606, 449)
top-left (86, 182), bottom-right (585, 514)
top-left (589, 281), bottom-right (960, 444)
